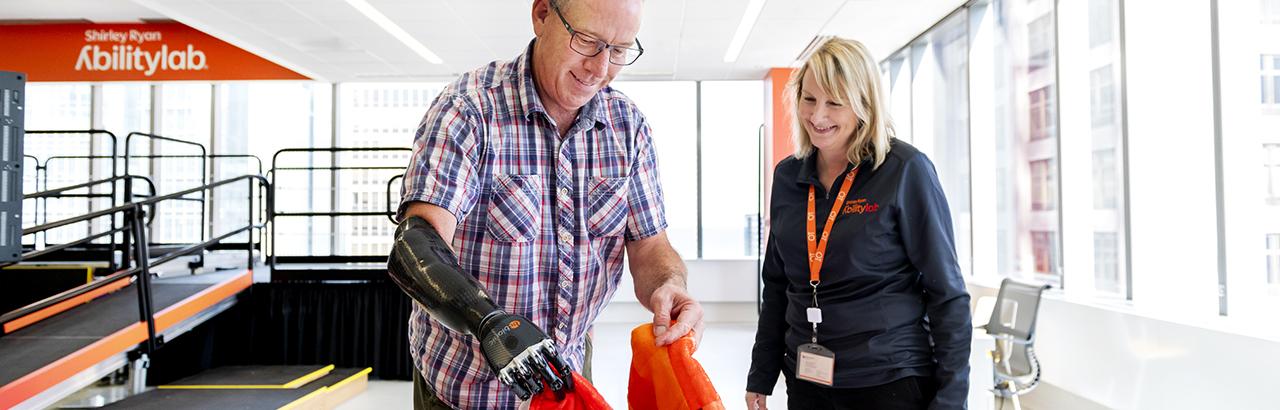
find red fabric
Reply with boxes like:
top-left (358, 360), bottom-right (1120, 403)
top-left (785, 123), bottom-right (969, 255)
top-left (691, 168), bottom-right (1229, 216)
top-left (529, 371), bottom-right (611, 410)
top-left (628, 323), bottom-right (724, 410)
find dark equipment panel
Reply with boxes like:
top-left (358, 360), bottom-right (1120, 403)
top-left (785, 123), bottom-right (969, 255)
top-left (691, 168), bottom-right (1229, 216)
top-left (0, 71), bottom-right (24, 262)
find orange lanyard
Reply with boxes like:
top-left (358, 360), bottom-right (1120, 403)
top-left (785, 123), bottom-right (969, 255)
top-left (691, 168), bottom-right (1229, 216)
top-left (806, 167), bottom-right (859, 284)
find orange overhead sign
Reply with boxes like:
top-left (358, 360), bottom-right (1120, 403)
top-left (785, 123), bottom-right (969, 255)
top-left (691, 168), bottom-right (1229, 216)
top-left (0, 23), bottom-right (309, 82)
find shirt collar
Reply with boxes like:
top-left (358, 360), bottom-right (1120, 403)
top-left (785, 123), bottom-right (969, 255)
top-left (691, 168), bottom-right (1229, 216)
top-left (514, 39), bottom-right (607, 130)
top-left (796, 150), bottom-right (867, 187)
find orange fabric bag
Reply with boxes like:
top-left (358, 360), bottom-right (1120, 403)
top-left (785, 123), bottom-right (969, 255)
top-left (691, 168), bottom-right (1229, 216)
top-left (628, 323), bottom-right (724, 410)
top-left (529, 371), bottom-right (611, 410)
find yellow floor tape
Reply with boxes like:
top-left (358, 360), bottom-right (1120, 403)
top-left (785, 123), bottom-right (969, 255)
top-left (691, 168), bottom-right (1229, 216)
top-left (158, 365), bottom-right (336, 390)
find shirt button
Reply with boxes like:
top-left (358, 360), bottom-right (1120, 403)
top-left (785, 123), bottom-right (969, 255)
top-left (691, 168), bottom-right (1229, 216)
top-left (559, 188), bottom-right (570, 198)
top-left (559, 230), bottom-right (572, 244)
top-left (561, 279), bottom-right (571, 288)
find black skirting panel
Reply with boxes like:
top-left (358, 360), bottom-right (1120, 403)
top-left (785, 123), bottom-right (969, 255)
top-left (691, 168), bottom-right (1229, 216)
top-left (147, 282), bottom-right (413, 384)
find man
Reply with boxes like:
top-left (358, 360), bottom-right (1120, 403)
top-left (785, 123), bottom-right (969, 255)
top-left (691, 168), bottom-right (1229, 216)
top-left (395, 0), bottom-right (704, 408)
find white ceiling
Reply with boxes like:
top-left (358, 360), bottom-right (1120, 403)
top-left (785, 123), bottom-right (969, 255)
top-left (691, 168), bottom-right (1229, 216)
top-left (1, 0), bottom-right (965, 82)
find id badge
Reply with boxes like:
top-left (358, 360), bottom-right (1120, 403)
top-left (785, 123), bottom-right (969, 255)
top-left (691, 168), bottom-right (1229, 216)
top-left (796, 343), bottom-right (835, 386)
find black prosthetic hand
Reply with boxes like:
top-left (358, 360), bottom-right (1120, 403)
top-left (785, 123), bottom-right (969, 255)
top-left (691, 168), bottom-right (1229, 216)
top-left (387, 216), bottom-right (574, 400)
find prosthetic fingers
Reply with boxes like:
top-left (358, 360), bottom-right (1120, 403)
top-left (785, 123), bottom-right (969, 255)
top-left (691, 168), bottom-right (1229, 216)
top-left (387, 216), bottom-right (574, 400)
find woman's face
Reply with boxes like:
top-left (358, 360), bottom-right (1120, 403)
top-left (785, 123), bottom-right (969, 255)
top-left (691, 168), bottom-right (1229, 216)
top-left (798, 70), bottom-right (859, 154)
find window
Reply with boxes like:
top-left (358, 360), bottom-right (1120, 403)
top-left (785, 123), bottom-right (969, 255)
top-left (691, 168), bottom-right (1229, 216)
top-left (1031, 230), bottom-right (1059, 275)
top-left (1266, 144), bottom-right (1280, 204)
top-left (1267, 234), bottom-right (1280, 286)
top-left (1030, 159), bottom-right (1056, 211)
top-left (1029, 86), bottom-right (1055, 140)
top-left (24, 84), bottom-right (90, 130)
top-left (1089, 0), bottom-right (1115, 47)
top-left (1028, 15), bottom-right (1054, 72)
top-left (333, 83), bottom-right (436, 257)
top-left (1094, 232), bottom-right (1120, 293)
top-left (1220, 0), bottom-right (1280, 315)
top-left (1264, 0), bottom-right (1280, 24)
top-left (1093, 150), bottom-right (1119, 209)
top-left (611, 81), bottom-right (699, 258)
top-left (1263, 55), bottom-right (1280, 106)
top-left (1091, 65), bottom-right (1117, 128)
top-left (923, 10), bottom-right (973, 275)
top-left (699, 81), bottom-right (764, 259)
top-left (969, 0), bottom-right (1061, 284)
top-left (97, 84), bottom-right (152, 241)
top-left (886, 52), bottom-right (913, 142)
top-left (23, 84), bottom-right (92, 245)
top-left (216, 83), bottom-right (331, 248)
top-left (152, 84), bottom-right (212, 245)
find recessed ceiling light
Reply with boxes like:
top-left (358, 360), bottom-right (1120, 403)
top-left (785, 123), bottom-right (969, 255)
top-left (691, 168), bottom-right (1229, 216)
top-left (723, 0), bottom-right (766, 63)
top-left (343, 0), bottom-right (442, 64)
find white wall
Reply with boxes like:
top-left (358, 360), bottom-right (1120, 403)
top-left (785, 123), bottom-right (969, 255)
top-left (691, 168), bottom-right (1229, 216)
top-left (600, 259), bottom-right (760, 324)
top-left (968, 282), bottom-right (1280, 410)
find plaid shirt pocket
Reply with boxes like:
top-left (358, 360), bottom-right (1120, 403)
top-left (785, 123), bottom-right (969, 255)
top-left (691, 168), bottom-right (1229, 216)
top-left (486, 173), bottom-right (542, 242)
top-left (586, 177), bottom-right (629, 238)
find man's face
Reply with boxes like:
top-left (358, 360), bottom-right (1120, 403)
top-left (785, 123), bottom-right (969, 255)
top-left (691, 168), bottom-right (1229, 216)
top-left (531, 0), bottom-right (643, 116)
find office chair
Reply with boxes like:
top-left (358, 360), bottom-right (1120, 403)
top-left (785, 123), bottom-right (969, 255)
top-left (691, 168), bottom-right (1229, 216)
top-left (980, 278), bottom-right (1051, 410)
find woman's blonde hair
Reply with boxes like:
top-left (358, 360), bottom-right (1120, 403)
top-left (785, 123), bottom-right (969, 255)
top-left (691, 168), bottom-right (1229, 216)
top-left (789, 37), bottom-right (893, 169)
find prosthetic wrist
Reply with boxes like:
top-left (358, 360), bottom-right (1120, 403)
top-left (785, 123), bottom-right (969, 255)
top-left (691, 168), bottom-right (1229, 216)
top-left (387, 216), bottom-right (573, 400)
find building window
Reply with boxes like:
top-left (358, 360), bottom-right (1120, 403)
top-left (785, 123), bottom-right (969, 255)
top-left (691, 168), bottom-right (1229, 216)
top-left (1095, 232), bottom-right (1120, 292)
top-left (1032, 231), bottom-right (1059, 275)
top-left (1031, 159), bottom-right (1057, 211)
top-left (1091, 65), bottom-right (1117, 128)
top-left (1263, 55), bottom-right (1280, 106)
top-left (1267, 144), bottom-right (1280, 205)
top-left (333, 83), bottom-right (437, 257)
top-left (1089, 0), bottom-right (1115, 47)
top-left (1093, 150), bottom-right (1119, 209)
top-left (1264, 0), bottom-right (1280, 23)
top-left (1268, 234), bottom-right (1280, 285)
top-left (1030, 86), bottom-right (1056, 140)
top-left (1028, 15), bottom-right (1054, 72)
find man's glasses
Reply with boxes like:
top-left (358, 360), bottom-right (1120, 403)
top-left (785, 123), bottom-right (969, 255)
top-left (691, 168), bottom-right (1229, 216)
top-left (551, 2), bottom-right (644, 66)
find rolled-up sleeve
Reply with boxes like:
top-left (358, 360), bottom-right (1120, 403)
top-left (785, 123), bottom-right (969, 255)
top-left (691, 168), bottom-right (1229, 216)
top-left (623, 117), bottom-right (668, 241)
top-left (897, 153), bottom-right (972, 410)
top-left (398, 92), bottom-right (482, 222)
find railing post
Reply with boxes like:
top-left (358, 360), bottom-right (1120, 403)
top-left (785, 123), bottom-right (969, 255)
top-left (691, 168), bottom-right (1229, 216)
top-left (247, 177), bottom-right (254, 270)
top-left (122, 176), bottom-right (134, 269)
top-left (128, 205), bottom-right (157, 355)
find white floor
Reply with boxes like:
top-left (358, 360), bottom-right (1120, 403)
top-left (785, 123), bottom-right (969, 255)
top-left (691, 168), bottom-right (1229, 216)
top-left (336, 322), bottom-right (788, 410)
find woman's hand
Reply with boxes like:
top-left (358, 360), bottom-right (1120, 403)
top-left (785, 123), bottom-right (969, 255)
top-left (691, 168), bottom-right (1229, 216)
top-left (745, 391), bottom-right (768, 410)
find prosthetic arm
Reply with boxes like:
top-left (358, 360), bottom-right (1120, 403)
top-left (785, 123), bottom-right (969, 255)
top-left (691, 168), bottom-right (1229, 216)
top-left (387, 216), bottom-right (574, 400)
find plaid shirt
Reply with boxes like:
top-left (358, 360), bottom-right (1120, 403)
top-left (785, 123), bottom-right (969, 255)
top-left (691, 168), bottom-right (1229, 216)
top-left (398, 41), bottom-right (667, 409)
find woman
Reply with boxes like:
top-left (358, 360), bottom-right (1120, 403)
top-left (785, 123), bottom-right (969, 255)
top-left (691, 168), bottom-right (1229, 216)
top-left (745, 38), bottom-right (971, 410)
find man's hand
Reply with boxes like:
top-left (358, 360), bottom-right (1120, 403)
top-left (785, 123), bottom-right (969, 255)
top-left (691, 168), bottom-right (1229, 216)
top-left (745, 392), bottom-right (768, 410)
top-left (650, 282), bottom-right (705, 348)
top-left (626, 232), bottom-right (704, 349)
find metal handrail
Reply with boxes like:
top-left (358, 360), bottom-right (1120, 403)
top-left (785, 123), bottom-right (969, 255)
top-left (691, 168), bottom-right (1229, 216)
top-left (25, 130), bottom-right (121, 263)
top-left (25, 175), bottom-right (155, 200)
top-left (385, 174), bottom-right (405, 224)
top-left (267, 147), bottom-right (410, 270)
top-left (24, 175), bottom-right (158, 258)
top-left (0, 174), bottom-right (270, 357)
top-left (123, 132), bottom-right (209, 247)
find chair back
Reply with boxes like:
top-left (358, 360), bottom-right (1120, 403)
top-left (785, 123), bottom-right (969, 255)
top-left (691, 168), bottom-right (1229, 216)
top-left (985, 278), bottom-right (1051, 396)
top-left (984, 279), bottom-right (1051, 343)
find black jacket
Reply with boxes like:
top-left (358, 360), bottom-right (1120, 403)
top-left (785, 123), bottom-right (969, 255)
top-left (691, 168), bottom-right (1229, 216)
top-left (747, 139), bottom-right (972, 409)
